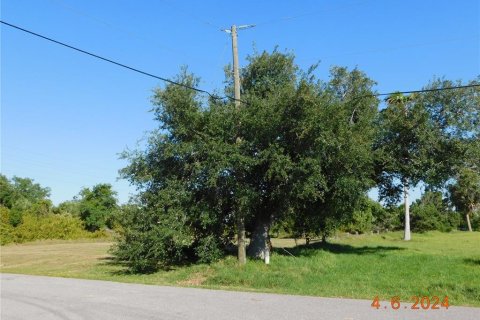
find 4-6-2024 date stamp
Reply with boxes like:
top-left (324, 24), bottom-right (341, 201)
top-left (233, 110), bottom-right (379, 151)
top-left (371, 296), bottom-right (449, 310)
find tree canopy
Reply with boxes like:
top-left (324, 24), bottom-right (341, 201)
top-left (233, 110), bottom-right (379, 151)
top-left (114, 51), bottom-right (379, 272)
top-left (77, 183), bottom-right (118, 231)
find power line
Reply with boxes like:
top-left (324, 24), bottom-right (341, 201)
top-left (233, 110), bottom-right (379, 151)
top-left (2, 20), bottom-right (479, 105)
top-left (373, 84), bottom-right (480, 98)
top-left (158, 0), bottom-right (221, 31)
top-left (0, 20), bottom-right (243, 104)
top-left (255, 0), bottom-right (367, 27)
top-left (48, 0), bottom-right (179, 54)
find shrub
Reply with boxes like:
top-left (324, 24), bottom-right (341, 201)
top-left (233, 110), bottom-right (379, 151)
top-left (343, 209), bottom-right (374, 234)
top-left (374, 205), bottom-right (402, 232)
top-left (112, 206), bottom-right (194, 273)
top-left (0, 206), bottom-right (14, 245)
top-left (0, 213), bottom-right (106, 245)
top-left (342, 198), bottom-right (400, 234)
top-left (194, 235), bottom-right (224, 264)
top-left (410, 192), bottom-right (460, 232)
top-left (468, 210), bottom-right (480, 231)
top-left (9, 204), bottom-right (24, 227)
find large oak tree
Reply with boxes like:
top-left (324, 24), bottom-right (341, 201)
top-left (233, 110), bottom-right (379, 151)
top-left (114, 51), bottom-right (378, 271)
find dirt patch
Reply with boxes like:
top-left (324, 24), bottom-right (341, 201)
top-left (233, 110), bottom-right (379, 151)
top-left (178, 273), bottom-right (208, 286)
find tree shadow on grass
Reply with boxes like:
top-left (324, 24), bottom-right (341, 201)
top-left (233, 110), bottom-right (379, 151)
top-left (97, 256), bottom-right (187, 275)
top-left (464, 258), bottom-right (480, 266)
top-left (274, 241), bottom-right (405, 258)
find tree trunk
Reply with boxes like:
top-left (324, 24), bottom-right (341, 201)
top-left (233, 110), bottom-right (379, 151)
top-left (248, 216), bottom-right (271, 263)
top-left (403, 181), bottom-right (411, 241)
top-left (237, 215), bottom-right (246, 265)
top-left (466, 213), bottom-right (473, 232)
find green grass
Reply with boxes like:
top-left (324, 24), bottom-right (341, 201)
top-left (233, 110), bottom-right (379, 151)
top-left (1, 231), bottom-right (479, 306)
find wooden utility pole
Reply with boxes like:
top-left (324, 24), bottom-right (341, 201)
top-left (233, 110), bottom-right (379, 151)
top-left (223, 24), bottom-right (254, 265)
top-left (231, 25), bottom-right (241, 110)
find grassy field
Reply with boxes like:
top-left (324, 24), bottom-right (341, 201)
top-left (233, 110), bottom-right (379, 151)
top-left (1, 231), bottom-right (479, 306)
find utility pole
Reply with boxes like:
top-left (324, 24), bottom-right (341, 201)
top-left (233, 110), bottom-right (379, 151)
top-left (231, 25), bottom-right (241, 110)
top-left (222, 24), bottom-right (254, 265)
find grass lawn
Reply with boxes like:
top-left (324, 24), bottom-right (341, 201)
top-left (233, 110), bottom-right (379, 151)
top-left (1, 231), bottom-right (479, 306)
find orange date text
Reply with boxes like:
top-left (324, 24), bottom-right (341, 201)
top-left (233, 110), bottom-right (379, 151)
top-left (371, 296), bottom-right (449, 310)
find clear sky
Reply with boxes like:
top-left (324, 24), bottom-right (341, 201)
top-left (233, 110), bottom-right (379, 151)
top-left (1, 0), bottom-right (479, 205)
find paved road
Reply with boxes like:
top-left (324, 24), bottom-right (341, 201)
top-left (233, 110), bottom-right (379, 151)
top-left (1, 273), bottom-right (478, 320)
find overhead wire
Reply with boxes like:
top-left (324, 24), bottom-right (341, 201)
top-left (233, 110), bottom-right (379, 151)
top-left (369, 83), bottom-right (480, 99)
top-left (48, 0), bottom-right (179, 54)
top-left (255, 0), bottom-right (367, 27)
top-left (0, 20), bottom-right (244, 104)
top-left (1, 20), bottom-right (479, 104)
top-left (157, 0), bottom-right (221, 31)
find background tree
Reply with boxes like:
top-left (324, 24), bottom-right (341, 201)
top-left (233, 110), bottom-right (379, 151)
top-left (0, 175), bottom-right (51, 226)
top-left (410, 191), bottom-right (460, 232)
top-left (449, 168), bottom-right (480, 231)
top-left (419, 78), bottom-right (480, 231)
top-left (374, 78), bottom-right (479, 239)
top-left (374, 93), bottom-right (447, 240)
top-left (78, 184), bottom-right (118, 231)
top-left (54, 200), bottom-right (81, 216)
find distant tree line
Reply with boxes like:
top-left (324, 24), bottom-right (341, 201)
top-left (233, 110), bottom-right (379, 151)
top-left (0, 174), bottom-right (119, 244)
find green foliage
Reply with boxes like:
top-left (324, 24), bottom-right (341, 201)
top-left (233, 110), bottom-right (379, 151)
top-left (375, 93), bottom-right (443, 204)
top-left (410, 191), bottom-right (460, 232)
top-left (112, 203), bottom-right (197, 273)
top-left (0, 175), bottom-right (52, 226)
top-left (0, 206), bottom-right (14, 244)
top-left (343, 208), bottom-right (373, 234)
top-left (194, 235), bottom-right (224, 264)
top-left (449, 168), bottom-right (480, 214)
top-left (375, 80), bottom-right (479, 207)
top-left (0, 175), bottom-right (115, 244)
top-left (471, 214), bottom-right (480, 231)
top-left (78, 184), bottom-right (118, 231)
top-left (9, 205), bottom-right (24, 227)
top-left (0, 175), bottom-right (50, 208)
top-left (54, 200), bottom-right (81, 216)
top-left (341, 197), bottom-right (402, 234)
top-left (0, 175), bottom-right (15, 208)
top-left (0, 211), bottom-right (105, 245)
top-left (25, 199), bottom-right (53, 216)
top-left (115, 51), bottom-right (379, 271)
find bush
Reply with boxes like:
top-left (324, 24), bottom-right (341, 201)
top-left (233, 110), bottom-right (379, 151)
top-left (0, 206), bottom-right (14, 245)
top-left (112, 206), bottom-right (195, 273)
top-left (374, 205), bottom-right (402, 232)
top-left (342, 198), bottom-right (400, 234)
top-left (343, 209), bottom-right (374, 234)
top-left (112, 202), bottom-right (228, 273)
top-left (9, 205), bottom-right (24, 227)
top-left (469, 212), bottom-right (480, 231)
top-left (0, 212), bottom-right (106, 245)
top-left (410, 192), bottom-right (460, 232)
top-left (194, 235), bottom-right (224, 264)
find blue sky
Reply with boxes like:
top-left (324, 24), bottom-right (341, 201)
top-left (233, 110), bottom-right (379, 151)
top-left (1, 0), bottom-right (479, 205)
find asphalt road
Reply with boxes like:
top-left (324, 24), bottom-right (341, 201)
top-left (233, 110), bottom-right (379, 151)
top-left (1, 273), bottom-right (478, 320)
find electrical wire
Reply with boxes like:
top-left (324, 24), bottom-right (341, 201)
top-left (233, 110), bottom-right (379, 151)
top-left (2, 20), bottom-right (479, 104)
top-left (0, 20), bottom-right (243, 104)
top-left (372, 84), bottom-right (480, 98)
top-left (48, 0), bottom-right (179, 54)
top-left (255, 0), bottom-right (367, 27)
top-left (158, 0), bottom-right (221, 31)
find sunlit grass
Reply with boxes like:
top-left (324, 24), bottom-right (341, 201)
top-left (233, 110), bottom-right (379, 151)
top-left (1, 231), bottom-right (479, 306)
